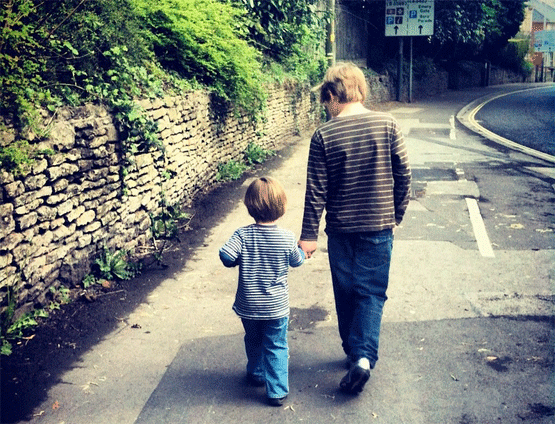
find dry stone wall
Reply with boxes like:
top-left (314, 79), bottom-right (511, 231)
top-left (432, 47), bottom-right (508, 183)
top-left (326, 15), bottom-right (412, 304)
top-left (0, 83), bottom-right (319, 313)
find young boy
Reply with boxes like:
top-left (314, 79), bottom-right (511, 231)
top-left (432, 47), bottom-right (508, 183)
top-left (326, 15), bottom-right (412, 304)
top-left (219, 176), bottom-right (305, 406)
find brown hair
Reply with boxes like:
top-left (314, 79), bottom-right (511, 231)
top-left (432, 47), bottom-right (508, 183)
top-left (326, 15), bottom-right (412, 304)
top-left (320, 62), bottom-right (367, 104)
top-left (244, 177), bottom-right (287, 223)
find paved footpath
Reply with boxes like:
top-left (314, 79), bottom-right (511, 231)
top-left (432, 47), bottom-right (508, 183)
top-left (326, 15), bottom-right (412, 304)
top-left (22, 86), bottom-right (554, 424)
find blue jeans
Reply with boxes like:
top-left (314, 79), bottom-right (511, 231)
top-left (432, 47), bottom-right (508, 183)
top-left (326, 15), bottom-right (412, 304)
top-left (241, 317), bottom-right (289, 399)
top-left (327, 230), bottom-right (393, 369)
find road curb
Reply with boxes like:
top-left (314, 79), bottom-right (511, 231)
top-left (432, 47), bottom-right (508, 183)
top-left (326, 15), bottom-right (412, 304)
top-left (456, 84), bottom-right (555, 165)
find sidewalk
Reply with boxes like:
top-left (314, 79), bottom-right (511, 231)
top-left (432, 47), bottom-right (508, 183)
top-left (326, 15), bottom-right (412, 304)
top-left (20, 86), bottom-right (555, 424)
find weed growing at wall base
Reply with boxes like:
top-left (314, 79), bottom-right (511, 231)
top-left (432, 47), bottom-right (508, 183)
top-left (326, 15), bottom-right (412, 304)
top-left (0, 286), bottom-right (49, 356)
top-left (93, 246), bottom-right (141, 282)
top-left (216, 160), bottom-right (248, 182)
top-left (244, 142), bottom-right (275, 166)
top-left (151, 207), bottom-right (191, 240)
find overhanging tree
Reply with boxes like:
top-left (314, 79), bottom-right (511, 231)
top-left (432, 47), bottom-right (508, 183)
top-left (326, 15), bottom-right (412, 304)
top-left (432, 0), bottom-right (526, 62)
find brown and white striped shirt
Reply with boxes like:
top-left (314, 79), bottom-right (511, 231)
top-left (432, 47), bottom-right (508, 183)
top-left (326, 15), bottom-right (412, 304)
top-left (300, 111), bottom-right (411, 240)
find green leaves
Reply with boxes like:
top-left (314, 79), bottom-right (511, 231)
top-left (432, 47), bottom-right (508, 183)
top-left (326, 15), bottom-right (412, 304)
top-left (433, 0), bottom-right (525, 58)
top-left (239, 0), bottom-right (325, 84)
top-left (215, 160), bottom-right (248, 182)
top-left (0, 285), bottom-right (49, 356)
top-left (240, 0), bottom-right (319, 59)
top-left (244, 142), bottom-right (275, 166)
top-left (94, 246), bottom-right (139, 281)
top-left (0, 139), bottom-right (53, 176)
top-left (135, 0), bottom-right (266, 117)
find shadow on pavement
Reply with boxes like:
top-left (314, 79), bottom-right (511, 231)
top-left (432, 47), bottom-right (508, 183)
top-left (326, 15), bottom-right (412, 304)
top-left (135, 317), bottom-right (554, 424)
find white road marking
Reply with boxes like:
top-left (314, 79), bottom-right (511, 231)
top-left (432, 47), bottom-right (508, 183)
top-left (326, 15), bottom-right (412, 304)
top-left (449, 114), bottom-right (456, 140)
top-left (465, 198), bottom-right (495, 258)
top-left (389, 107), bottom-right (424, 114)
top-left (465, 88), bottom-right (555, 164)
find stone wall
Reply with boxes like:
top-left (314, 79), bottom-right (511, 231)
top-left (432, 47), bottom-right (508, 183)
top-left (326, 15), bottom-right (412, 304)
top-left (447, 61), bottom-right (527, 89)
top-left (365, 70), bottom-right (450, 105)
top-left (0, 83), bottom-right (319, 313)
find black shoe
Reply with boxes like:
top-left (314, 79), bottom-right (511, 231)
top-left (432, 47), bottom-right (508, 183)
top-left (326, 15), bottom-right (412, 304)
top-left (246, 373), bottom-right (265, 387)
top-left (267, 395), bottom-right (287, 407)
top-left (340, 365), bottom-right (370, 394)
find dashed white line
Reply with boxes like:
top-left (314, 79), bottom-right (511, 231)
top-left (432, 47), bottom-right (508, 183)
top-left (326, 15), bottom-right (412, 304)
top-left (465, 198), bottom-right (495, 258)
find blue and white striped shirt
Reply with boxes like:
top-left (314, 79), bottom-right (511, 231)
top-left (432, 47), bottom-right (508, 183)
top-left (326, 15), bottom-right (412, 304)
top-left (220, 224), bottom-right (305, 320)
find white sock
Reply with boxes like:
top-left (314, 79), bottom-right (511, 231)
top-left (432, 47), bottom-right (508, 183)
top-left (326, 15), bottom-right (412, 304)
top-left (356, 358), bottom-right (370, 370)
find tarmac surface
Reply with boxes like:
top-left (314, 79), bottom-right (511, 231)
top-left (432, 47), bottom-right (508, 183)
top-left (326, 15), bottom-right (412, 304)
top-left (16, 84), bottom-right (555, 424)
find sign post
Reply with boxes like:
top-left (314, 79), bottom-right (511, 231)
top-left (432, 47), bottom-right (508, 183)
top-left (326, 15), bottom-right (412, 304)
top-left (385, 0), bottom-right (434, 37)
top-left (385, 0), bottom-right (434, 101)
top-left (533, 30), bottom-right (555, 82)
top-left (534, 30), bottom-right (555, 53)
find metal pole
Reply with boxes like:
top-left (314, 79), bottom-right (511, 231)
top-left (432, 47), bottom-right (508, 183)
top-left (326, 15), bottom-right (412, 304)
top-left (397, 37), bottom-right (404, 102)
top-left (326, 0), bottom-right (336, 67)
top-left (409, 37), bottom-right (413, 103)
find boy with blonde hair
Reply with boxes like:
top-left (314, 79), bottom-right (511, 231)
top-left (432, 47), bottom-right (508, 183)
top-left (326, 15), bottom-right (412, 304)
top-left (220, 176), bottom-right (304, 406)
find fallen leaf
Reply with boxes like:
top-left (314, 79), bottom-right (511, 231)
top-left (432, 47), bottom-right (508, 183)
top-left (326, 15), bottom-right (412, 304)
top-left (509, 223), bottom-right (524, 229)
top-left (52, 401), bottom-right (60, 410)
top-left (486, 356), bottom-right (499, 362)
top-left (33, 411), bottom-right (45, 417)
top-left (372, 412), bottom-right (379, 418)
top-left (450, 374), bottom-right (459, 381)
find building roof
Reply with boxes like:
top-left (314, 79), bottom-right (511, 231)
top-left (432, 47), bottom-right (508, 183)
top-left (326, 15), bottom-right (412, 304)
top-left (528, 0), bottom-right (555, 22)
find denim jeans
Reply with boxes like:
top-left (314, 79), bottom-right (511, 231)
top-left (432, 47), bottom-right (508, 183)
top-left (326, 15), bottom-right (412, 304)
top-left (241, 317), bottom-right (289, 399)
top-left (327, 229), bottom-right (393, 369)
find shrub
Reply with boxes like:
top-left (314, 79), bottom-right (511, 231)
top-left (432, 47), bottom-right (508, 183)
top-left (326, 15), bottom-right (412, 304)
top-left (495, 37), bottom-right (533, 76)
top-left (134, 0), bottom-right (266, 117)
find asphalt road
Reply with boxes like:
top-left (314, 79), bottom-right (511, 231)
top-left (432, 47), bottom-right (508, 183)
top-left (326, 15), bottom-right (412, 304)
top-left (474, 85), bottom-right (555, 156)
top-left (16, 85), bottom-right (555, 424)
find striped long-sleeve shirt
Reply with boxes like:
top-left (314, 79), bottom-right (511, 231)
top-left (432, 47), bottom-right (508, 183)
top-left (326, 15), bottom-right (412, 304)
top-left (220, 224), bottom-right (305, 320)
top-left (301, 111), bottom-right (411, 241)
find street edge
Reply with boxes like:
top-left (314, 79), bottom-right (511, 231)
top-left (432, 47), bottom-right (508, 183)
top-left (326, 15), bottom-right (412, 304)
top-left (456, 84), bottom-right (555, 165)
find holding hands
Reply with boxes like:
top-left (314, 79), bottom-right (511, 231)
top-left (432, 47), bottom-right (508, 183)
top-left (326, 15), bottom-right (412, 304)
top-left (298, 240), bottom-right (317, 259)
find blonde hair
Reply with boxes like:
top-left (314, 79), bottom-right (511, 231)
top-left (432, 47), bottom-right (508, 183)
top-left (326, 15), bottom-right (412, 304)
top-left (244, 177), bottom-right (287, 223)
top-left (320, 62), bottom-right (367, 104)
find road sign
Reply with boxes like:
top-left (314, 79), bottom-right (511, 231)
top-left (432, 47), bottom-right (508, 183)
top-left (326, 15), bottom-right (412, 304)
top-left (534, 30), bottom-right (555, 53)
top-left (385, 0), bottom-right (434, 37)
